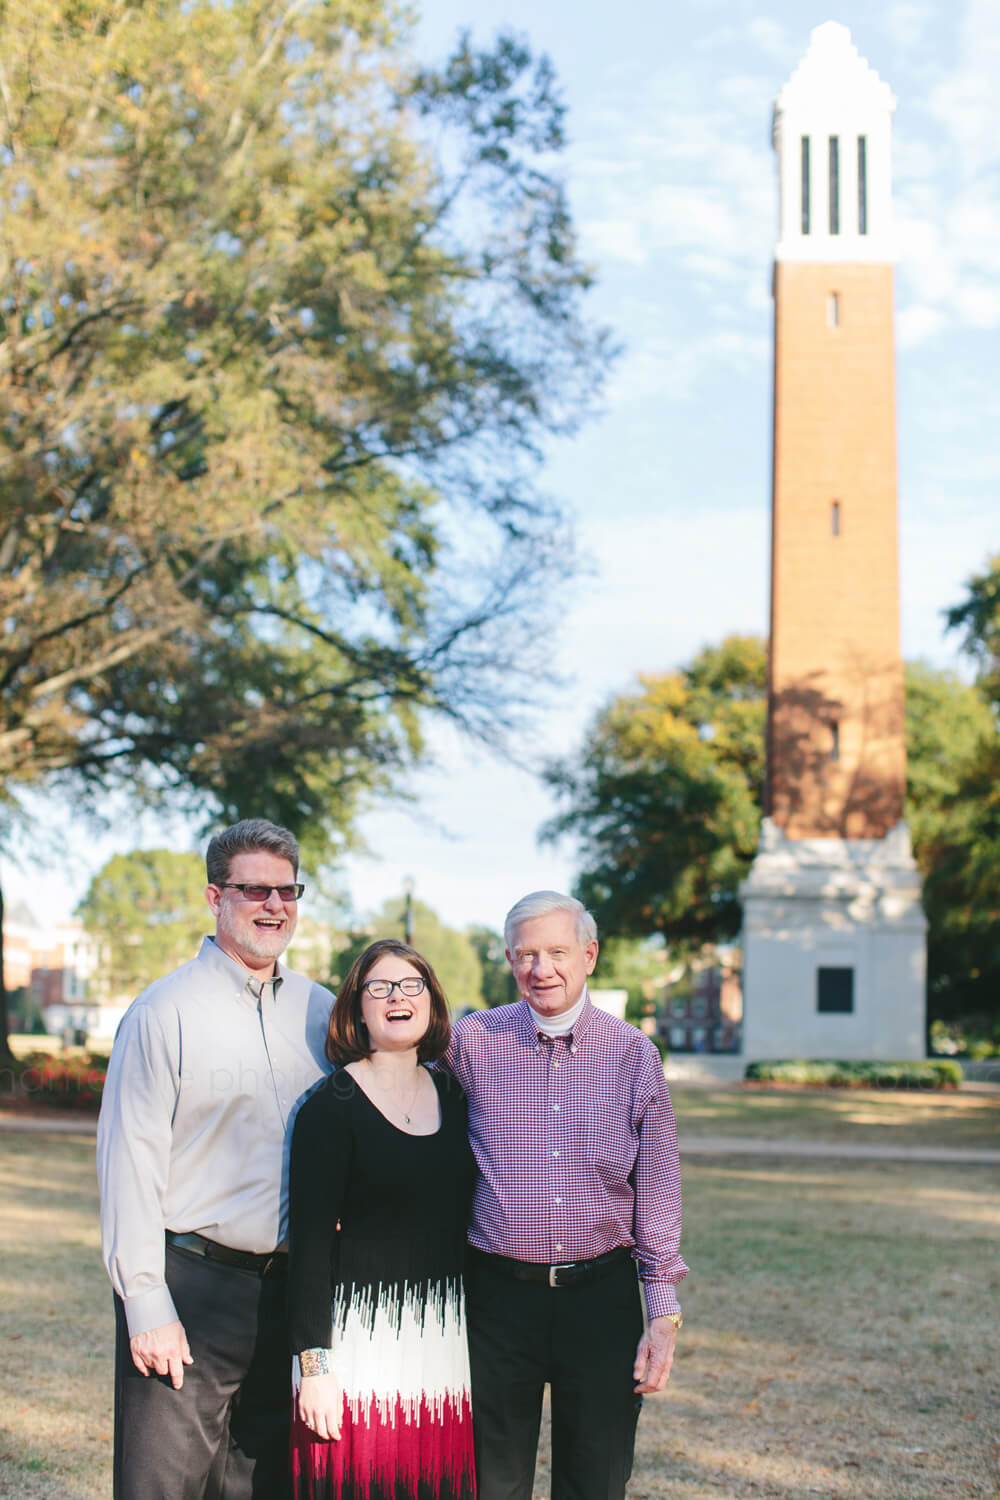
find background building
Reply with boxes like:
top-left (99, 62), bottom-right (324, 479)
top-left (3, 904), bottom-right (102, 1040)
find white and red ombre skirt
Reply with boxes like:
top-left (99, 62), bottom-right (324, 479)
top-left (291, 1276), bottom-right (476, 1500)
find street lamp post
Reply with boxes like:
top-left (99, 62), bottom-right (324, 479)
top-left (402, 877), bottom-right (414, 946)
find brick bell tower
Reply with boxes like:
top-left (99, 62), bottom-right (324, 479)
top-left (740, 23), bottom-right (926, 1062)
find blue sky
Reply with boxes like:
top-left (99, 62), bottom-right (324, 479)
top-left (8, 0), bottom-right (999, 939)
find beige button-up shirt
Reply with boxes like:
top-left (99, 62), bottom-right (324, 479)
top-left (97, 937), bottom-right (333, 1336)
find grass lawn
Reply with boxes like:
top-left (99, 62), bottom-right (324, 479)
top-left (670, 1084), bottom-right (1000, 1152)
top-left (1, 1128), bottom-right (998, 1499)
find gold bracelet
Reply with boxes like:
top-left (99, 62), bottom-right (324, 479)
top-left (299, 1348), bottom-right (331, 1378)
top-left (663, 1312), bottom-right (683, 1330)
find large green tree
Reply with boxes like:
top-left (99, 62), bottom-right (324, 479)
top-left (544, 636), bottom-right (999, 1035)
top-left (543, 636), bottom-right (767, 947)
top-left (77, 850), bottom-right (208, 999)
top-left (0, 1), bottom-right (610, 1054)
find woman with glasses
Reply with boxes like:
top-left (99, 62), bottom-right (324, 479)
top-left (287, 939), bottom-right (476, 1500)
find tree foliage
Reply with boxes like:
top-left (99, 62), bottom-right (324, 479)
top-left (465, 924), bottom-right (518, 1009)
top-left (925, 555), bottom-right (1000, 1036)
top-left (903, 660), bottom-right (998, 1029)
top-left (331, 896), bottom-right (483, 1010)
top-left (0, 0), bottom-right (609, 1052)
top-left (77, 849), bottom-right (208, 998)
top-left (0, 0), bottom-right (608, 835)
top-left (543, 636), bottom-right (767, 947)
top-left (944, 552), bottom-right (1000, 688)
top-left (591, 934), bottom-right (670, 1024)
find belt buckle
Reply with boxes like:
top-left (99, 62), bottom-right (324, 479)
top-left (548, 1261), bottom-right (575, 1288)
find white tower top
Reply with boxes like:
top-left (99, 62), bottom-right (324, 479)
top-left (773, 21), bottom-right (895, 263)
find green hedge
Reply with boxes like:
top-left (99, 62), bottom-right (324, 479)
top-left (744, 1058), bottom-right (962, 1090)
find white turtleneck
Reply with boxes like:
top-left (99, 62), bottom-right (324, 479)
top-left (526, 989), bottom-right (588, 1038)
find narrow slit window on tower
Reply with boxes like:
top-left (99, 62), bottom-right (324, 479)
top-left (827, 291), bottom-right (840, 327)
top-left (828, 135), bottom-right (840, 234)
top-left (800, 135), bottom-right (811, 234)
top-left (831, 500), bottom-right (841, 535)
top-left (830, 721), bottom-right (840, 761)
top-left (857, 135), bottom-right (868, 235)
top-left (817, 966), bottom-right (854, 1014)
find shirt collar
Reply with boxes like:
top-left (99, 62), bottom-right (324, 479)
top-left (515, 988), bottom-right (597, 1047)
top-left (199, 936), bottom-right (285, 1003)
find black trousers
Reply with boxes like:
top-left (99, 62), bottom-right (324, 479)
top-left (113, 1242), bottom-right (293, 1500)
top-left (465, 1254), bottom-right (645, 1500)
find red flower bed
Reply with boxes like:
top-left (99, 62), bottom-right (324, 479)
top-left (9, 1053), bottom-right (107, 1111)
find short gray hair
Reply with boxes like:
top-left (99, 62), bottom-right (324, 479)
top-left (205, 819), bottom-right (300, 886)
top-left (503, 890), bottom-right (598, 952)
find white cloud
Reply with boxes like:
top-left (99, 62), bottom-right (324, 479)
top-left (581, 216), bottom-right (646, 266)
top-left (896, 304), bottom-right (947, 349)
top-left (893, 0), bottom-right (1000, 347)
top-left (746, 16), bottom-right (790, 62)
top-left (604, 326), bottom-right (769, 408)
top-left (954, 282), bottom-right (1000, 327)
top-left (882, 3), bottom-right (933, 51)
top-left (927, 0), bottom-right (1000, 175)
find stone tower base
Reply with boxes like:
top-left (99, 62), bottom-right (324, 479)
top-left (740, 818), bottom-right (926, 1062)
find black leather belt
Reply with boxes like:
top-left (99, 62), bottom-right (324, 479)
top-left (468, 1244), bottom-right (631, 1288)
top-left (165, 1229), bottom-right (287, 1278)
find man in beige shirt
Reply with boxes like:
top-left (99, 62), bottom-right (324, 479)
top-left (97, 818), bottom-right (333, 1499)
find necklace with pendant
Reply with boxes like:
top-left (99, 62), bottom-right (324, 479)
top-left (369, 1062), bottom-right (421, 1123)
top-left (401, 1074), bottom-right (420, 1123)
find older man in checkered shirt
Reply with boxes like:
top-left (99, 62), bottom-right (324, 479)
top-left (445, 890), bottom-right (687, 1500)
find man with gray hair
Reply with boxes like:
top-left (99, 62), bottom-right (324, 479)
top-left (445, 890), bottom-right (687, 1500)
top-left (97, 818), bottom-right (333, 1500)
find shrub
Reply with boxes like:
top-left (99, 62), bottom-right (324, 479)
top-left (2, 1052), bottom-right (107, 1111)
top-left (929, 1018), bottom-right (1000, 1059)
top-left (744, 1058), bottom-right (962, 1090)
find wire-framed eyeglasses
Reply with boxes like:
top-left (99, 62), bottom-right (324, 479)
top-left (362, 977), bottom-right (427, 1000)
top-left (221, 883), bottom-right (305, 902)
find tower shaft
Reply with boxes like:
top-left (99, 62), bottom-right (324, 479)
top-left (768, 260), bottom-right (905, 838)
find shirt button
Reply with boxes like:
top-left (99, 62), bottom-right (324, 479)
top-left (555, 1244), bottom-right (563, 1253)
top-left (552, 1150), bottom-right (559, 1157)
top-left (570, 1044), bottom-right (578, 1054)
top-left (552, 1103), bottom-right (559, 1112)
top-left (553, 1061), bottom-right (560, 1068)
top-left (555, 1197), bottom-right (562, 1205)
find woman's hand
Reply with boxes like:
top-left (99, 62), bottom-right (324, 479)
top-left (298, 1371), bottom-right (344, 1441)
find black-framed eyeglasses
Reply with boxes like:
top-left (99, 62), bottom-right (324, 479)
top-left (362, 977), bottom-right (426, 1000)
top-left (221, 883), bottom-right (305, 902)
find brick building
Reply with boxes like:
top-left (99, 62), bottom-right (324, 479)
top-left (2, 904), bottom-right (99, 1035)
top-left (659, 951), bottom-right (742, 1055)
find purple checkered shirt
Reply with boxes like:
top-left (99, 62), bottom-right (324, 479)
top-left (445, 993), bottom-right (687, 1318)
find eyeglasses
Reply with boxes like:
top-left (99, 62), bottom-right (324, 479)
top-left (362, 977), bottom-right (426, 1000)
top-left (221, 883), bottom-right (305, 902)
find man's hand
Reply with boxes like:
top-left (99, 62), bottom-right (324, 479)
top-left (298, 1371), bottom-right (343, 1442)
top-left (632, 1315), bottom-right (677, 1394)
top-left (129, 1320), bottom-right (193, 1389)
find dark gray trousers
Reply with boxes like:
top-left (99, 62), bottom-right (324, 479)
top-left (465, 1254), bottom-right (645, 1500)
top-left (113, 1242), bottom-right (292, 1500)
